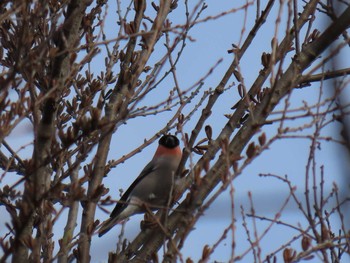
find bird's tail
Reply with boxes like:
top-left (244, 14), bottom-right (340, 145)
top-left (98, 217), bottom-right (117, 237)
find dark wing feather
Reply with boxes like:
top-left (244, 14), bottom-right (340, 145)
top-left (110, 161), bottom-right (156, 218)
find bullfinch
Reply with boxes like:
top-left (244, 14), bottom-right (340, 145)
top-left (98, 134), bottom-right (182, 237)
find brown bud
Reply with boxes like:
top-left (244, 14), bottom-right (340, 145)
top-left (193, 147), bottom-right (204, 155)
top-left (124, 23), bottom-right (133, 35)
top-left (119, 50), bottom-right (125, 62)
top-left (178, 113), bottom-right (184, 124)
top-left (283, 248), bottom-right (296, 263)
top-left (170, 0), bottom-right (178, 10)
top-left (134, 0), bottom-right (146, 13)
top-left (261, 52), bottom-right (271, 68)
top-left (301, 236), bottom-right (311, 251)
top-left (124, 22), bottom-right (136, 35)
top-left (196, 145), bottom-right (208, 151)
top-left (237, 84), bottom-right (246, 98)
top-left (205, 125), bottom-right (212, 140)
top-left (321, 223), bottom-right (330, 241)
top-left (91, 184), bottom-right (102, 199)
top-left (70, 52), bottom-right (77, 65)
top-left (246, 142), bottom-right (256, 159)
top-left (136, 79), bottom-right (142, 87)
top-left (143, 66), bottom-right (152, 72)
top-left (196, 138), bottom-right (208, 146)
top-left (306, 29), bottom-right (320, 43)
top-left (201, 244), bottom-right (211, 260)
top-left (258, 133), bottom-right (266, 146)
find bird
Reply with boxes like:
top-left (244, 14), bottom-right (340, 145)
top-left (98, 134), bottom-right (182, 237)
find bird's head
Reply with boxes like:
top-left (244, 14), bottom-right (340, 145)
top-left (154, 134), bottom-right (182, 159)
top-left (159, 134), bottom-right (180, 149)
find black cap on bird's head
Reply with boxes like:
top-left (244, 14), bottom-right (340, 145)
top-left (159, 135), bottom-right (179, 149)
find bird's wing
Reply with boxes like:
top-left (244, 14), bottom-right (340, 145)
top-left (109, 160), bottom-right (156, 218)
